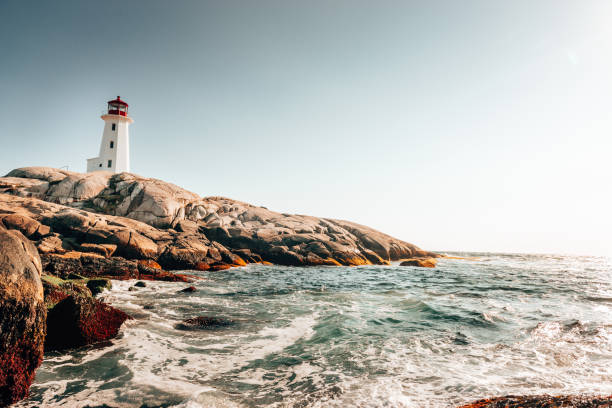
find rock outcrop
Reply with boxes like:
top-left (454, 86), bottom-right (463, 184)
top-left (400, 257), bottom-right (438, 268)
top-left (45, 293), bottom-right (130, 351)
top-left (458, 395), bottom-right (612, 408)
top-left (175, 316), bottom-right (235, 331)
top-left (0, 226), bottom-right (46, 406)
top-left (0, 167), bottom-right (437, 404)
top-left (42, 274), bottom-right (131, 351)
top-left (0, 167), bottom-right (436, 271)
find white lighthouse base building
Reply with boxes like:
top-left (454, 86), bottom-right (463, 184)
top-left (87, 96), bottom-right (133, 173)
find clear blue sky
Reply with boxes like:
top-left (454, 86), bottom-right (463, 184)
top-left (1, 1), bottom-right (611, 256)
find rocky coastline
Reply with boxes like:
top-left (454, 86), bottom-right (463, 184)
top-left (1, 167), bottom-right (608, 407)
top-left (0, 167), bottom-right (437, 271)
top-left (0, 166), bottom-right (439, 405)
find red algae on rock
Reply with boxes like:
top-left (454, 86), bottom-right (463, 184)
top-left (45, 294), bottom-right (131, 351)
top-left (0, 227), bottom-right (46, 406)
top-left (0, 336), bottom-right (45, 406)
top-left (457, 395), bottom-right (612, 408)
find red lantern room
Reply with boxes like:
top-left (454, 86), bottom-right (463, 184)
top-left (107, 96), bottom-right (129, 116)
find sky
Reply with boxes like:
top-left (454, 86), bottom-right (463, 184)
top-left (1, 1), bottom-right (611, 256)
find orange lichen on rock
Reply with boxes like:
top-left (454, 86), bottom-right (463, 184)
top-left (138, 259), bottom-right (162, 269)
top-left (209, 263), bottom-right (232, 271)
top-left (58, 251), bottom-right (85, 259)
top-left (195, 262), bottom-right (211, 271)
top-left (232, 256), bottom-right (247, 267)
top-left (306, 257), bottom-right (343, 266)
top-left (322, 258), bottom-right (342, 266)
top-left (344, 257), bottom-right (372, 266)
top-left (399, 258), bottom-right (438, 268)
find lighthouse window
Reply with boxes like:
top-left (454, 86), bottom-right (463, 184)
top-left (110, 141), bottom-right (114, 149)
top-left (111, 123), bottom-right (116, 131)
top-left (107, 160), bottom-right (112, 168)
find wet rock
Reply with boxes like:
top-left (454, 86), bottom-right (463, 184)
top-left (0, 226), bottom-right (46, 406)
top-left (42, 276), bottom-right (93, 310)
top-left (457, 395), bottom-right (612, 408)
top-left (42, 275), bottom-right (68, 306)
top-left (293, 385), bottom-right (342, 408)
top-left (208, 263), bottom-right (233, 271)
top-left (137, 266), bottom-right (193, 282)
top-left (45, 294), bottom-right (130, 351)
top-left (400, 257), bottom-right (438, 268)
top-left (175, 316), bottom-right (234, 331)
top-left (87, 279), bottom-right (112, 296)
top-left (134, 281), bottom-right (147, 288)
top-left (179, 286), bottom-right (197, 293)
top-left (194, 261), bottom-right (211, 271)
top-left (41, 252), bottom-right (140, 280)
top-left (137, 259), bottom-right (162, 269)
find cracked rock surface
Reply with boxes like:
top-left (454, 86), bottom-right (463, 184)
top-left (1, 167), bottom-right (436, 270)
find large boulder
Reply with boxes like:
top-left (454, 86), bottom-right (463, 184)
top-left (45, 293), bottom-right (130, 351)
top-left (0, 226), bottom-right (46, 406)
top-left (0, 213), bottom-right (49, 239)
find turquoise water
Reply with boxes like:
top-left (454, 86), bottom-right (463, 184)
top-left (18, 253), bottom-right (612, 407)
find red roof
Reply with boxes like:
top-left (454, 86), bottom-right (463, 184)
top-left (107, 96), bottom-right (128, 107)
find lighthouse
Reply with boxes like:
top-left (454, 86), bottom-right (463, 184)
top-left (86, 96), bottom-right (133, 173)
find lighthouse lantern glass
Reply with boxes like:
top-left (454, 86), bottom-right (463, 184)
top-left (108, 101), bottom-right (128, 116)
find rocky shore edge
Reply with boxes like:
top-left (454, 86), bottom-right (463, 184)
top-left (458, 394), bottom-right (612, 407)
top-left (0, 166), bottom-right (441, 405)
top-left (2, 167), bottom-right (608, 407)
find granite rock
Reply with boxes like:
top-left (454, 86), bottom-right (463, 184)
top-left (0, 226), bottom-right (46, 406)
top-left (0, 167), bottom-right (437, 269)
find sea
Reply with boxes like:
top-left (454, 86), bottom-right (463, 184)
top-left (17, 253), bottom-right (612, 408)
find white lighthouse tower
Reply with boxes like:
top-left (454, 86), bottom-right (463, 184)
top-left (87, 96), bottom-right (133, 173)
